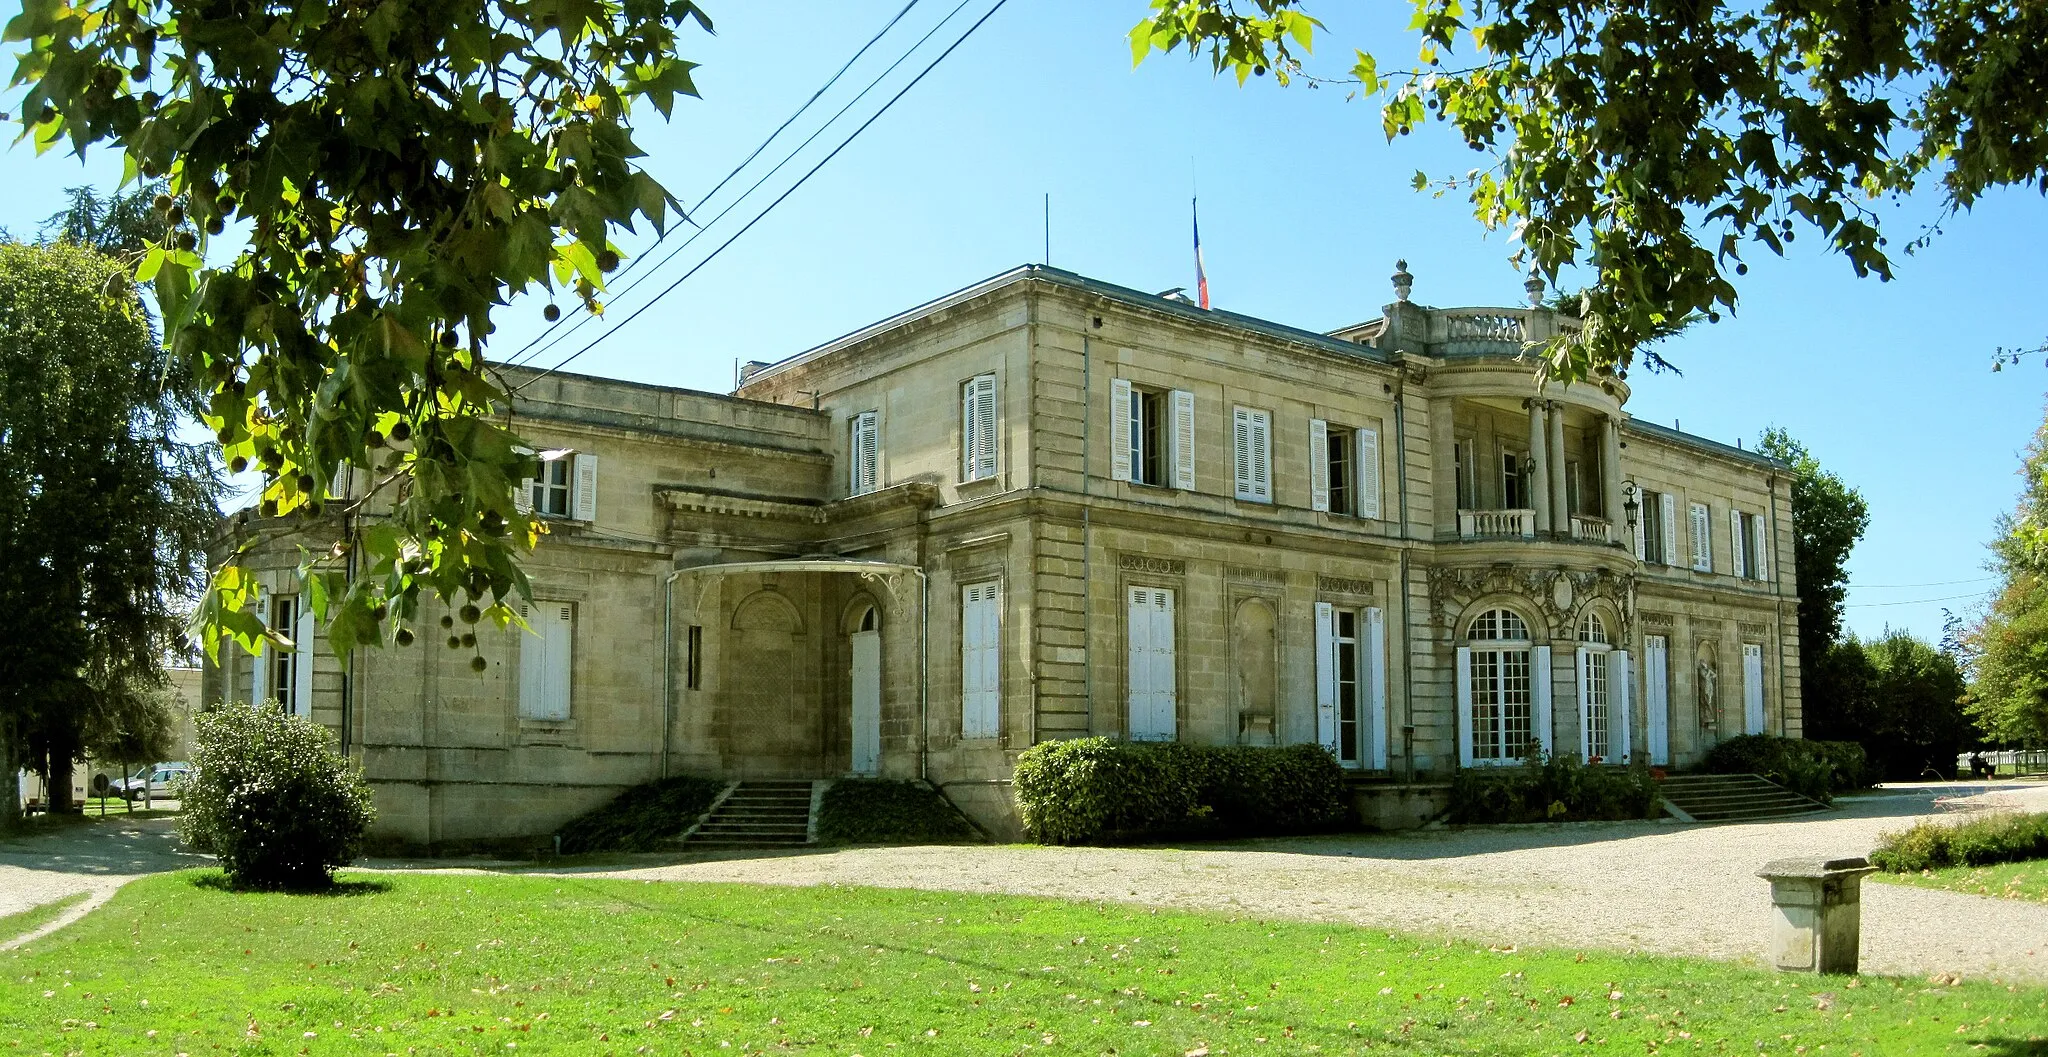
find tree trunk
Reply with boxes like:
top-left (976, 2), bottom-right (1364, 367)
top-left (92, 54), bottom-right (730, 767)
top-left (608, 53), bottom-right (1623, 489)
top-left (47, 727), bottom-right (78, 814)
top-left (0, 721), bottom-right (20, 832)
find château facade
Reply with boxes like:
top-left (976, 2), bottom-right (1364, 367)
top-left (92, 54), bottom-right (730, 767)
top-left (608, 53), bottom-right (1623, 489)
top-left (207, 264), bottom-right (1799, 845)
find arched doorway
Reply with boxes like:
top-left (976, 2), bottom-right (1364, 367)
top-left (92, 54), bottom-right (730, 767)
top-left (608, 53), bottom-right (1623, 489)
top-left (849, 603), bottom-right (880, 775)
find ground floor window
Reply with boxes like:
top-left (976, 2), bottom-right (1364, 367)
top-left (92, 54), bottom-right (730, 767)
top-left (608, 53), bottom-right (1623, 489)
top-left (961, 582), bottom-right (1001, 739)
top-left (519, 601), bottom-right (574, 722)
top-left (1316, 603), bottom-right (1387, 768)
top-left (1127, 586), bottom-right (1177, 741)
top-left (1742, 643), bottom-right (1766, 734)
top-left (1460, 608), bottom-right (1537, 764)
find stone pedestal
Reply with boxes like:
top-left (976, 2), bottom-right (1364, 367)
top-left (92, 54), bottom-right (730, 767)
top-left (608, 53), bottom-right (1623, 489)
top-left (1756, 856), bottom-right (1877, 974)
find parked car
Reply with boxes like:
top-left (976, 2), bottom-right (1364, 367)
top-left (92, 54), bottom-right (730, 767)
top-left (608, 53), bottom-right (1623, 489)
top-left (110, 763), bottom-right (191, 803)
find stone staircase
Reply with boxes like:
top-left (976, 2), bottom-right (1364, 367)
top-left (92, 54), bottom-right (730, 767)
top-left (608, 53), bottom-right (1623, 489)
top-left (1658, 773), bottom-right (1829, 823)
top-left (684, 781), bottom-right (816, 849)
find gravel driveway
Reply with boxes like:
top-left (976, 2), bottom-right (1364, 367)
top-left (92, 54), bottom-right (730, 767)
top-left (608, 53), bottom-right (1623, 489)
top-left (0, 814), bottom-right (201, 949)
top-left (584, 782), bottom-right (2048, 984)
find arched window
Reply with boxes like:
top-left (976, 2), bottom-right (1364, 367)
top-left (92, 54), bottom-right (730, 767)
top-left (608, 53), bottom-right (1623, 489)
top-left (1577, 611), bottom-right (1614, 762)
top-left (1464, 608), bottom-right (1533, 762)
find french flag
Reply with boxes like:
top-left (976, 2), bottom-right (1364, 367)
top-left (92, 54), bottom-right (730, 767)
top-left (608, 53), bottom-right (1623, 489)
top-left (1193, 197), bottom-right (1210, 310)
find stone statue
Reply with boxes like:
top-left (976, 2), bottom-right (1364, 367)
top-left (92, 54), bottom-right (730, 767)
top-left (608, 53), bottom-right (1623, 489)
top-left (1697, 659), bottom-right (1719, 727)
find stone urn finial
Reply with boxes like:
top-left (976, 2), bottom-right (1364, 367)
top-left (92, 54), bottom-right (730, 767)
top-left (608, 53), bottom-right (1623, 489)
top-left (1525, 273), bottom-right (1546, 307)
top-left (1392, 259), bottom-right (1414, 302)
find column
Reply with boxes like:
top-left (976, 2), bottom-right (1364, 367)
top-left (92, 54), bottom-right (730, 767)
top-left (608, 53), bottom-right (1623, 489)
top-left (1602, 415), bottom-right (1625, 536)
top-left (1527, 400), bottom-right (1551, 531)
top-left (1546, 402), bottom-right (1568, 535)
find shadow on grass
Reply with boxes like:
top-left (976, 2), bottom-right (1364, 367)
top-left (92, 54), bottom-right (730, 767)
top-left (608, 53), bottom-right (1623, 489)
top-left (187, 871), bottom-right (393, 897)
top-left (1973, 1040), bottom-right (2048, 1055)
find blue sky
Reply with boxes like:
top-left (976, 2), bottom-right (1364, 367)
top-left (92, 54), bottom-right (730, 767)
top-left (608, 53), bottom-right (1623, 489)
top-left (5, 0), bottom-right (2043, 641)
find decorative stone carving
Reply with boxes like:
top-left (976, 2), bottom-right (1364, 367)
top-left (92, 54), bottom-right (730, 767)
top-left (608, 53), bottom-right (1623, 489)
top-left (1315, 574), bottom-right (1375, 597)
top-left (1640, 611), bottom-right (1676, 631)
top-left (1226, 565), bottom-right (1286, 584)
top-left (1427, 563), bottom-right (1637, 640)
top-left (1739, 621), bottom-right (1772, 640)
top-left (1119, 554), bottom-right (1185, 576)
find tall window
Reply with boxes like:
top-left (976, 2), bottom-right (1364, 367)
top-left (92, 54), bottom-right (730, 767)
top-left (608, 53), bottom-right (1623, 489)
top-left (961, 374), bottom-right (998, 482)
top-left (1731, 510), bottom-right (1769, 581)
top-left (1502, 451), bottom-right (1532, 509)
top-left (1577, 612), bottom-right (1611, 762)
top-left (961, 582), bottom-right (1002, 738)
top-left (1126, 587), bottom-right (1178, 741)
top-left (684, 625), bottom-right (703, 691)
top-left (1640, 489), bottom-right (1667, 565)
top-left (1110, 381), bottom-right (1193, 488)
top-left (533, 458), bottom-right (571, 517)
top-left (849, 410), bottom-right (880, 496)
top-left (1232, 406), bottom-right (1272, 502)
top-left (1466, 609), bottom-right (1533, 762)
top-left (1327, 429), bottom-right (1353, 515)
top-left (1454, 438), bottom-right (1476, 508)
top-left (1689, 501), bottom-right (1713, 572)
top-left (519, 601), bottom-right (574, 722)
top-left (270, 595), bottom-right (298, 711)
top-left (1310, 421), bottom-right (1382, 519)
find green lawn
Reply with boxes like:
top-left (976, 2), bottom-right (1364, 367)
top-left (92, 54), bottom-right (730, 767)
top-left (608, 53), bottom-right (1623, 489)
top-left (0, 893), bottom-right (87, 945)
top-left (1874, 860), bottom-right (2048, 904)
top-left (1, 871), bottom-right (2042, 1055)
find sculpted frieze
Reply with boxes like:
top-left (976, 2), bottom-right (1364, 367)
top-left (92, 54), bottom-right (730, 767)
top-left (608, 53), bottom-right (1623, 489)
top-left (1427, 562), bottom-right (1637, 640)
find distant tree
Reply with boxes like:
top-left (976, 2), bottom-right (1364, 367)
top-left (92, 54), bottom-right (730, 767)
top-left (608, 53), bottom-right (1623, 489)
top-left (0, 240), bottom-right (218, 823)
top-left (1961, 404), bottom-right (2048, 745)
top-left (1862, 631), bottom-right (1972, 780)
top-left (39, 181), bottom-right (173, 259)
top-left (1755, 429), bottom-right (1870, 736)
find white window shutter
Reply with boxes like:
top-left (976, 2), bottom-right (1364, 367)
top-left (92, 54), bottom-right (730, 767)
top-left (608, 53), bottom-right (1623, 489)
top-left (1690, 502), bottom-right (1711, 572)
top-left (1751, 513), bottom-right (1769, 581)
top-left (571, 453), bottom-right (598, 522)
top-left (1314, 601), bottom-right (1337, 753)
top-left (329, 465), bottom-right (351, 501)
top-left (1251, 410), bottom-right (1272, 502)
top-left (1110, 379), bottom-right (1133, 483)
top-left (961, 380), bottom-right (978, 481)
top-left (250, 586), bottom-right (270, 706)
top-left (1232, 407), bottom-right (1255, 500)
top-left (1356, 426), bottom-right (1381, 520)
top-left (1633, 495), bottom-right (1648, 560)
top-left (1730, 508), bottom-right (1747, 578)
top-left (963, 374), bottom-right (997, 482)
top-left (1743, 644), bottom-right (1766, 734)
top-left (1171, 389), bottom-right (1196, 490)
top-left (515, 476), bottom-right (534, 515)
top-left (518, 604), bottom-right (545, 720)
top-left (1308, 419), bottom-right (1331, 512)
top-left (1609, 650), bottom-right (1633, 762)
top-left (1455, 646), bottom-right (1474, 767)
top-left (1660, 493), bottom-right (1679, 566)
top-left (1154, 590), bottom-right (1177, 741)
top-left (546, 603), bottom-right (573, 720)
top-left (961, 583), bottom-right (1000, 738)
top-left (292, 603), bottom-right (314, 718)
top-left (1127, 588), bottom-right (1152, 739)
top-left (1366, 607), bottom-right (1388, 770)
top-left (1532, 645), bottom-right (1554, 757)
top-left (850, 411), bottom-right (879, 495)
top-left (1575, 646), bottom-right (1592, 759)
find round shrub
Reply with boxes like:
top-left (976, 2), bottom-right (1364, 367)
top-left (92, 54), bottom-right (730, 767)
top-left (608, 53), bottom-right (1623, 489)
top-left (177, 703), bottom-right (375, 890)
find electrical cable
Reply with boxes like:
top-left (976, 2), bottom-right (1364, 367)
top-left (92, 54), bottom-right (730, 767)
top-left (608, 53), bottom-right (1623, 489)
top-left (512, 0), bottom-right (1013, 392)
top-left (501, 0), bottom-right (926, 367)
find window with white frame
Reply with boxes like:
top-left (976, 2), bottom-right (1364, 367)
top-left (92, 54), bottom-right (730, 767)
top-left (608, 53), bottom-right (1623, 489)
top-left (1463, 609), bottom-right (1535, 763)
top-left (1636, 488), bottom-right (1678, 566)
top-left (849, 410), bottom-right (880, 496)
top-left (270, 594), bottom-right (299, 711)
top-left (518, 601), bottom-right (574, 722)
top-left (1454, 438), bottom-right (1477, 508)
top-left (521, 451), bottom-right (598, 521)
top-left (1110, 380), bottom-right (1193, 489)
top-left (1310, 420), bottom-right (1382, 519)
top-left (1577, 613), bottom-right (1611, 761)
top-left (1231, 405), bottom-right (1272, 502)
top-left (1689, 501), bottom-right (1713, 572)
top-left (1502, 451), bottom-right (1533, 509)
top-left (960, 581), bottom-right (1001, 738)
top-left (1731, 510), bottom-right (1769, 581)
top-left (960, 374), bottom-right (998, 482)
top-left (1315, 603), bottom-right (1388, 768)
top-left (1126, 586), bottom-right (1178, 741)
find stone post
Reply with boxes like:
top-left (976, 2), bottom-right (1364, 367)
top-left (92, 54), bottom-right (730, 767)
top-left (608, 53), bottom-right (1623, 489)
top-left (1546, 402), bottom-right (1568, 535)
top-left (1602, 415), bottom-right (1625, 538)
top-left (1756, 856), bottom-right (1878, 974)
top-left (1527, 400), bottom-right (1551, 531)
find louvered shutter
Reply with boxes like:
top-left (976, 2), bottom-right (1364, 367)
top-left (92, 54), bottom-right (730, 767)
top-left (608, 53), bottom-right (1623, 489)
top-left (292, 602), bottom-right (314, 718)
top-left (1314, 602), bottom-right (1337, 752)
top-left (1743, 643), bottom-right (1766, 734)
top-left (1660, 493), bottom-right (1679, 566)
top-left (1171, 389), bottom-right (1196, 489)
top-left (572, 454), bottom-right (598, 522)
top-left (1690, 502), bottom-right (1711, 571)
top-left (1575, 646), bottom-right (1593, 759)
top-left (1232, 407), bottom-right (1255, 500)
top-left (1633, 494), bottom-right (1648, 560)
top-left (250, 586), bottom-right (270, 707)
top-left (1609, 650), bottom-right (1633, 762)
top-left (1455, 646), bottom-right (1474, 767)
top-left (1730, 509), bottom-right (1747, 578)
top-left (1751, 513), bottom-right (1769, 581)
top-left (1110, 379), bottom-right (1133, 483)
top-left (1645, 637), bottom-right (1670, 765)
top-left (329, 465), bottom-right (351, 501)
top-left (1152, 590), bottom-right (1177, 740)
top-left (961, 583), bottom-right (1000, 738)
top-left (963, 374), bottom-right (997, 481)
top-left (519, 603), bottom-right (546, 720)
top-left (1127, 588), bottom-right (1155, 739)
top-left (1250, 410), bottom-right (1272, 502)
top-left (1309, 420), bottom-right (1331, 512)
top-left (850, 411), bottom-right (879, 495)
top-left (1356, 426), bottom-right (1381, 519)
top-left (1532, 645), bottom-right (1554, 757)
top-left (1366, 607), bottom-right (1388, 770)
top-left (515, 474), bottom-right (534, 514)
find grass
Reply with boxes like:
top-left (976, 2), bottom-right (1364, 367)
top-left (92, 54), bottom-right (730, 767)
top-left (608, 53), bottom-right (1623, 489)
top-left (815, 779), bottom-right (981, 845)
top-left (1, 872), bottom-right (2044, 1055)
top-left (1873, 860), bottom-right (2048, 904)
top-left (0, 893), bottom-right (88, 945)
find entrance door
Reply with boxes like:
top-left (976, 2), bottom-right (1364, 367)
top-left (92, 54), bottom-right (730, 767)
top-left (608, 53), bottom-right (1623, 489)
top-left (1127, 587), bottom-right (1177, 741)
top-left (850, 620), bottom-right (881, 775)
top-left (1644, 635), bottom-right (1670, 765)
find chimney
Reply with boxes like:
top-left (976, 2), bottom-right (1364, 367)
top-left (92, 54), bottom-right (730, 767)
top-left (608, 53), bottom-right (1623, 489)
top-left (737, 360), bottom-right (774, 386)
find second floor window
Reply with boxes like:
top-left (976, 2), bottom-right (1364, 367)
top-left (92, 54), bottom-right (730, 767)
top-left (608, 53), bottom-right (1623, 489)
top-left (521, 451), bottom-right (597, 522)
top-left (961, 374), bottom-right (998, 482)
top-left (1502, 451), bottom-right (1532, 509)
top-left (1110, 379), bottom-right (1193, 489)
top-left (1689, 501), bottom-right (1713, 572)
top-left (533, 458), bottom-right (571, 517)
top-left (1232, 405), bottom-right (1272, 503)
top-left (1311, 420), bottom-right (1383, 519)
top-left (849, 410), bottom-right (880, 496)
top-left (1638, 489), bottom-right (1677, 566)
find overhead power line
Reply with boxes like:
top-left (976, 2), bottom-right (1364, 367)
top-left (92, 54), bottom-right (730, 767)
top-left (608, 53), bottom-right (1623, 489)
top-left (1845, 591), bottom-right (1991, 608)
top-left (1848, 576), bottom-right (1996, 590)
top-left (502, 0), bottom-right (927, 368)
top-left (513, 0), bottom-right (1014, 392)
top-left (510, 0), bottom-right (981, 372)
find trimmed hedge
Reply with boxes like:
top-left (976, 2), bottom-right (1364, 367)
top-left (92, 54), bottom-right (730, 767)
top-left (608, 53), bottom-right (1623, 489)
top-left (815, 779), bottom-right (981, 845)
top-left (1449, 752), bottom-right (1661, 824)
top-left (178, 703), bottom-right (375, 890)
top-left (556, 775), bottom-right (725, 854)
top-left (1870, 811), bottom-right (2048, 873)
top-left (1014, 739), bottom-right (1349, 845)
top-left (1699, 735), bottom-right (1871, 804)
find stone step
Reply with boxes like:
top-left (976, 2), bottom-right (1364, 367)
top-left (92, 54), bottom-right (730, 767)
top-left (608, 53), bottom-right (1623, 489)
top-left (1659, 773), bottom-right (1828, 823)
top-left (684, 781), bottom-right (820, 850)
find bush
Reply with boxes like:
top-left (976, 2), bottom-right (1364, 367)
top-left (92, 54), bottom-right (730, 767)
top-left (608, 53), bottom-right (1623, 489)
top-left (1870, 811), bottom-right (2048, 872)
top-left (556, 775), bottom-right (726, 854)
top-left (177, 703), bottom-right (375, 890)
top-left (1699, 735), bottom-right (1870, 803)
top-left (815, 779), bottom-right (980, 845)
top-left (1014, 739), bottom-right (1348, 845)
top-left (1449, 751), bottom-right (1661, 824)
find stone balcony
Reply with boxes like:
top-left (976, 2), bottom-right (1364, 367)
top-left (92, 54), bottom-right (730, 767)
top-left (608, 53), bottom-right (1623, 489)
top-left (1456, 508), bottom-right (1624, 548)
